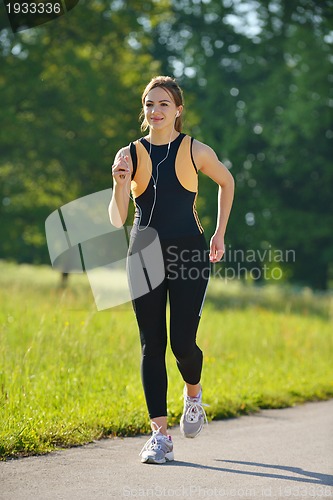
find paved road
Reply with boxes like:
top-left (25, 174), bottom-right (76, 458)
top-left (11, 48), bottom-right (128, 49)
top-left (1, 400), bottom-right (332, 500)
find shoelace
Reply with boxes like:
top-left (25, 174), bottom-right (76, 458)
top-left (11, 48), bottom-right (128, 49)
top-left (139, 424), bottom-right (169, 456)
top-left (184, 396), bottom-right (209, 425)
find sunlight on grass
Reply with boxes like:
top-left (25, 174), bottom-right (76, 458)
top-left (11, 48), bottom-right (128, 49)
top-left (0, 261), bottom-right (332, 458)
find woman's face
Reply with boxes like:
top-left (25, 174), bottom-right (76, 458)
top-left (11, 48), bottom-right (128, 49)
top-left (144, 87), bottom-right (182, 131)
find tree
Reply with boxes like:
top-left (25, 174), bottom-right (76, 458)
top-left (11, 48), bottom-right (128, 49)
top-left (149, 0), bottom-right (333, 288)
top-left (1, 0), bottom-right (332, 289)
top-left (0, 0), bottom-right (170, 263)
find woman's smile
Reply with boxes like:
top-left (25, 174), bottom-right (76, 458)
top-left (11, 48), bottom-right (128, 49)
top-left (150, 116), bottom-right (164, 122)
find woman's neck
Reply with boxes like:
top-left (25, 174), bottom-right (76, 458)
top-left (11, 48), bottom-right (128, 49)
top-left (146, 127), bottom-right (180, 145)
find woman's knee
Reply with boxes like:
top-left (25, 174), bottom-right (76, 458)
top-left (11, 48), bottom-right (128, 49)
top-left (170, 339), bottom-right (200, 361)
top-left (141, 341), bottom-right (166, 359)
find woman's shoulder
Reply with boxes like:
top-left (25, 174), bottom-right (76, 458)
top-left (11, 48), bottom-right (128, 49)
top-left (190, 137), bottom-right (217, 169)
top-left (191, 137), bottom-right (213, 152)
top-left (117, 137), bottom-right (143, 157)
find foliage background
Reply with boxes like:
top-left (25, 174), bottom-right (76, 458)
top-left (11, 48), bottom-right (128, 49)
top-left (0, 0), bottom-right (332, 289)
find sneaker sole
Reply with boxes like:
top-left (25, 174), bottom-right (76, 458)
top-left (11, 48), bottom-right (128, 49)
top-left (181, 429), bottom-right (202, 438)
top-left (141, 451), bottom-right (174, 464)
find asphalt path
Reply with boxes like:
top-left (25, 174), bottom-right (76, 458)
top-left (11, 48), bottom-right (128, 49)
top-left (1, 400), bottom-right (332, 500)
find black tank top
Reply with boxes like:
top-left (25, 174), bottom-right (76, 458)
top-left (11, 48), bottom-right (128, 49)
top-left (130, 133), bottom-right (204, 239)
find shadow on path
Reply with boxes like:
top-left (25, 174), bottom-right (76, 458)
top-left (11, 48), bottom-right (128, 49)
top-left (165, 459), bottom-right (333, 487)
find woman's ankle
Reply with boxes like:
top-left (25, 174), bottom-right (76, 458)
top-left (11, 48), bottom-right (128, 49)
top-left (186, 382), bottom-right (201, 398)
top-left (151, 417), bottom-right (168, 436)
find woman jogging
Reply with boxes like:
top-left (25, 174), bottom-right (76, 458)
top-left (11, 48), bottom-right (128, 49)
top-left (109, 76), bottom-right (234, 464)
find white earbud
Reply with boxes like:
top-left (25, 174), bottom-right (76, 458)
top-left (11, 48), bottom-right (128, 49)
top-left (176, 111), bottom-right (180, 117)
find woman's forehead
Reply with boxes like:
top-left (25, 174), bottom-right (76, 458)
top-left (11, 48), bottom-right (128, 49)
top-left (145, 86), bottom-right (174, 103)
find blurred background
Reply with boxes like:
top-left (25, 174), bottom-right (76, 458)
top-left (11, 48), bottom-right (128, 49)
top-left (1, 0), bottom-right (332, 290)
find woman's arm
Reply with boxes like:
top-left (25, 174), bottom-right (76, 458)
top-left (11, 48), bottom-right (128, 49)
top-left (193, 140), bottom-right (235, 263)
top-left (108, 146), bottom-right (132, 228)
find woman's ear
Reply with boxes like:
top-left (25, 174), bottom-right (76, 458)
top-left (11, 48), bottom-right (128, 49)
top-left (177, 105), bottom-right (184, 117)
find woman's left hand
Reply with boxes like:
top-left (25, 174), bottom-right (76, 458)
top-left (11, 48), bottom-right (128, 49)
top-left (209, 233), bottom-right (225, 263)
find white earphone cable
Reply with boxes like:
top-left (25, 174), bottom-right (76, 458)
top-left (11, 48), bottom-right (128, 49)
top-left (123, 116), bottom-right (178, 232)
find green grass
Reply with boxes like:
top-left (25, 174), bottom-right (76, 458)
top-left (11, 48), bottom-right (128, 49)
top-left (0, 261), bottom-right (332, 459)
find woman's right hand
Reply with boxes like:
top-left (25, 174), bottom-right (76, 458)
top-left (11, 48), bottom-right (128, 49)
top-left (111, 153), bottom-right (131, 187)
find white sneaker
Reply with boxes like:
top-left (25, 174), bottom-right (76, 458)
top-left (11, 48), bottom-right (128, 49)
top-left (180, 385), bottom-right (208, 438)
top-left (140, 423), bottom-right (174, 464)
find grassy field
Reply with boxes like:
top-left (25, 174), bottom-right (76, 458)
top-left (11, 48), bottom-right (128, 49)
top-left (0, 261), bottom-right (332, 459)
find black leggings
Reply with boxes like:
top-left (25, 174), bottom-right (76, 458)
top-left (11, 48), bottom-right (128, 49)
top-left (127, 231), bottom-right (210, 419)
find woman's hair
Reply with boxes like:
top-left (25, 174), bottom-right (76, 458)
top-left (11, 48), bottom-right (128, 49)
top-left (140, 76), bottom-right (184, 133)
